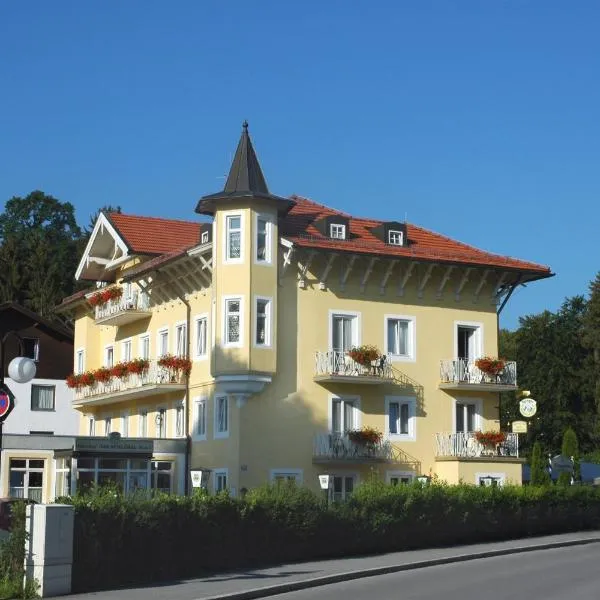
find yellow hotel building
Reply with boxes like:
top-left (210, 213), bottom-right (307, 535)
top-left (55, 122), bottom-right (552, 499)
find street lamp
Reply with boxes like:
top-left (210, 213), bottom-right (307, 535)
top-left (0, 332), bottom-right (38, 453)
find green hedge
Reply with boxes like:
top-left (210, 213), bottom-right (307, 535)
top-left (62, 482), bottom-right (600, 593)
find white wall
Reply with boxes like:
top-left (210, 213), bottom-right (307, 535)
top-left (2, 378), bottom-right (79, 436)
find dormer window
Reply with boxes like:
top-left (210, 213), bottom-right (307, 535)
top-left (388, 230), bottom-right (403, 246)
top-left (330, 224), bottom-right (346, 240)
top-left (201, 231), bottom-right (209, 244)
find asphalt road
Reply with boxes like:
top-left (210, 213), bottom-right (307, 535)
top-left (272, 544), bottom-right (600, 600)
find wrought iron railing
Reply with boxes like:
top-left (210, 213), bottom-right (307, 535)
top-left (74, 359), bottom-right (186, 401)
top-left (434, 431), bottom-right (519, 458)
top-left (314, 350), bottom-right (393, 379)
top-left (439, 359), bottom-right (517, 386)
top-left (95, 291), bottom-right (151, 320)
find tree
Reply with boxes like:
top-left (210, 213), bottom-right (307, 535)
top-left (557, 427), bottom-right (579, 486)
top-left (582, 271), bottom-right (600, 411)
top-left (530, 441), bottom-right (550, 485)
top-left (85, 205), bottom-right (121, 236)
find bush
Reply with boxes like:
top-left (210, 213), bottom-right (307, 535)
top-left (530, 441), bottom-right (550, 485)
top-left (62, 482), bottom-right (600, 594)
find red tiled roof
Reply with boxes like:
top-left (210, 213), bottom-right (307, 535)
top-left (57, 289), bottom-right (90, 309)
top-left (107, 212), bottom-right (201, 255)
top-left (282, 196), bottom-right (551, 275)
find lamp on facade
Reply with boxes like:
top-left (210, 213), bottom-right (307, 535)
top-left (318, 473), bottom-right (331, 506)
top-left (0, 332), bottom-right (37, 454)
top-left (190, 468), bottom-right (211, 491)
top-left (417, 475), bottom-right (431, 486)
top-left (155, 408), bottom-right (166, 436)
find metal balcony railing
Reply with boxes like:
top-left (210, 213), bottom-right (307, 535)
top-left (313, 433), bottom-right (399, 461)
top-left (95, 291), bottom-right (151, 321)
top-left (74, 359), bottom-right (186, 401)
top-left (439, 359), bottom-right (517, 387)
top-left (314, 350), bottom-right (393, 379)
top-left (434, 431), bottom-right (519, 459)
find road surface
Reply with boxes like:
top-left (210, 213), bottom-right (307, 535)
top-left (274, 543), bottom-right (600, 600)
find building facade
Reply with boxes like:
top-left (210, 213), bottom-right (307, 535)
top-left (56, 123), bottom-right (552, 499)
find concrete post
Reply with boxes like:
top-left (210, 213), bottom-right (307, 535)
top-left (24, 504), bottom-right (74, 597)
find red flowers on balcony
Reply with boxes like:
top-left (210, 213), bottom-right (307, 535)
top-left (88, 286), bottom-right (123, 308)
top-left (474, 431), bottom-right (507, 446)
top-left (346, 345), bottom-right (380, 367)
top-left (348, 426), bottom-right (383, 446)
top-left (66, 359), bottom-right (152, 389)
top-left (474, 357), bottom-right (506, 376)
top-left (157, 355), bottom-right (192, 377)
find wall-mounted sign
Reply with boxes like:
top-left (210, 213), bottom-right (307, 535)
top-left (0, 383), bottom-right (15, 424)
top-left (190, 471), bottom-right (203, 488)
top-left (318, 475), bottom-right (331, 490)
top-left (75, 436), bottom-right (153, 455)
top-left (511, 420), bottom-right (528, 434)
top-left (519, 398), bottom-right (537, 418)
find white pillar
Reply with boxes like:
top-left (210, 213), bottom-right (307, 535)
top-left (24, 504), bottom-right (74, 597)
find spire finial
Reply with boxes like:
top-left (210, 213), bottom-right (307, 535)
top-left (242, 120), bottom-right (248, 130)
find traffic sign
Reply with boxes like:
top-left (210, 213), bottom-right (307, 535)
top-left (0, 383), bottom-right (16, 424)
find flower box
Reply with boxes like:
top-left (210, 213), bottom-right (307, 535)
top-left (474, 357), bottom-right (506, 377)
top-left (348, 426), bottom-right (383, 446)
top-left (474, 431), bottom-right (507, 446)
top-left (158, 355), bottom-right (192, 377)
top-left (346, 345), bottom-right (380, 367)
top-left (88, 286), bottom-right (123, 308)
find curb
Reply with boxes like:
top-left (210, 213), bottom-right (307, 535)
top-left (200, 536), bottom-right (600, 600)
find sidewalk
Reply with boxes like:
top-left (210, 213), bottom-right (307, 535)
top-left (56, 530), bottom-right (600, 600)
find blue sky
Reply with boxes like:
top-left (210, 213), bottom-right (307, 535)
top-left (1, 1), bottom-right (598, 329)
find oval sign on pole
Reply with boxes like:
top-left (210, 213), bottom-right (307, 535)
top-left (519, 398), bottom-right (537, 418)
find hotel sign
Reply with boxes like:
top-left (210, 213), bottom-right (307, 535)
top-left (75, 437), bottom-right (153, 454)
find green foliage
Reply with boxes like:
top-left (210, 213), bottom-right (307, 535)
top-left (530, 441), bottom-right (550, 485)
top-left (557, 427), bottom-right (580, 486)
top-left (62, 482), bottom-right (600, 594)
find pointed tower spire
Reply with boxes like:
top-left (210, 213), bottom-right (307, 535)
top-left (196, 122), bottom-right (295, 216)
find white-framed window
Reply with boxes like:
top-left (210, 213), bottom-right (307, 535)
top-left (175, 323), bottom-right (187, 357)
top-left (385, 396), bottom-right (416, 441)
top-left (329, 396), bottom-right (360, 434)
top-left (455, 321), bottom-right (483, 361)
top-left (121, 411), bottom-right (129, 437)
top-left (194, 396), bottom-right (207, 440)
top-left (388, 230), bottom-right (403, 246)
top-left (9, 458), bottom-right (45, 503)
top-left (454, 399), bottom-right (482, 433)
top-left (23, 338), bottom-right (40, 362)
top-left (76, 349), bottom-right (85, 374)
top-left (201, 230), bottom-right (209, 244)
top-left (386, 471), bottom-right (415, 485)
top-left (329, 223), bottom-right (346, 239)
top-left (194, 315), bottom-right (208, 359)
top-left (175, 402), bottom-right (184, 438)
top-left (330, 474), bottom-right (356, 503)
top-left (254, 297), bottom-right (271, 347)
top-left (104, 417), bottom-right (111, 436)
top-left (157, 328), bottom-right (169, 358)
top-left (31, 385), bottom-right (55, 411)
top-left (255, 214), bottom-right (271, 263)
top-left (156, 407), bottom-right (167, 439)
top-left (122, 339), bottom-right (132, 362)
top-left (139, 335), bottom-right (150, 360)
top-left (385, 315), bottom-right (416, 361)
top-left (139, 409), bottom-right (148, 437)
top-left (329, 310), bottom-right (360, 353)
top-left (104, 346), bottom-right (114, 368)
top-left (270, 469), bottom-right (303, 485)
top-left (124, 281), bottom-right (133, 302)
top-left (225, 214), bottom-right (242, 262)
top-left (214, 469), bottom-right (228, 493)
top-left (476, 472), bottom-right (506, 487)
top-left (224, 297), bottom-right (243, 347)
top-left (88, 415), bottom-right (95, 436)
top-left (214, 395), bottom-right (229, 438)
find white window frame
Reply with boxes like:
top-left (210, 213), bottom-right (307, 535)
top-left (31, 384), bottom-right (56, 411)
top-left (156, 406), bottom-right (167, 439)
top-left (214, 395), bottom-right (229, 439)
top-left (104, 416), bottom-right (111, 436)
top-left (75, 348), bottom-right (85, 375)
top-left (386, 471), bottom-right (415, 485)
top-left (254, 296), bottom-right (272, 348)
top-left (384, 314), bottom-right (416, 362)
top-left (88, 415), bottom-right (95, 436)
top-left (157, 328), bottom-right (169, 358)
top-left (329, 223), bottom-right (346, 239)
top-left (193, 395), bottom-right (208, 441)
top-left (121, 338), bottom-right (133, 362)
top-left (201, 230), bottom-right (209, 244)
top-left (139, 334), bottom-right (150, 360)
top-left (104, 345), bottom-right (115, 368)
top-left (385, 396), bottom-right (417, 441)
top-left (452, 397), bottom-right (483, 433)
top-left (174, 401), bottom-right (185, 438)
top-left (270, 469), bottom-right (303, 484)
top-left (123, 281), bottom-right (133, 302)
top-left (328, 395), bottom-right (361, 433)
top-left (223, 295), bottom-right (243, 348)
top-left (223, 211), bottom-right (243, 263)
top-left (213, 468), bottom-right (229, 493)
top-left (254, 213), bottom-right (272, 265)
top-left (121, 411), bottom-right (129, 437)
top-left (454, 321), bottom-right (484, 360)
top-left (139, 408), bottom-right (149, 437)
top-left (194, 314), bottom-right (209, 361)
top-left (23, 337), bottom-right (40, 362)
top-left (475, 472), bottom-right (506, 487)
top-left (388, 230), bottom-right (403, 246)
top-left (174, 321), bottom-right (187, 357)
top-left (328, 310), bottom-right (361, 351)
top-left (329, 472), bottom-right (358, 503)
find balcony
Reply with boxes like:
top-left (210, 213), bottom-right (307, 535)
top-left (439, 359), bottom-right (517, 392)
top-left (435, 431), bottom-right (519, 460)
top-left (94, 291), bottom-right (151, 326)
top-left (73, 360), bottom-right (186, 407)
top-left (314, 351), bottom-right (394, 385)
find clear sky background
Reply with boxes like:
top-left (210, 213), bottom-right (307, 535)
top-left (1, 1), bottom-right (598, 329)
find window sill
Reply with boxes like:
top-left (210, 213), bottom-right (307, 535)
top-left (387, 434), bottom-right (416, 442)
top-left (214, 432), bottom-right (230, 440)
top-left (389, 354), bottom-right (416, 363)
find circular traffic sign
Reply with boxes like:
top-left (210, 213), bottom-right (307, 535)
top-left (0, 390), bottom-right (11, 419)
